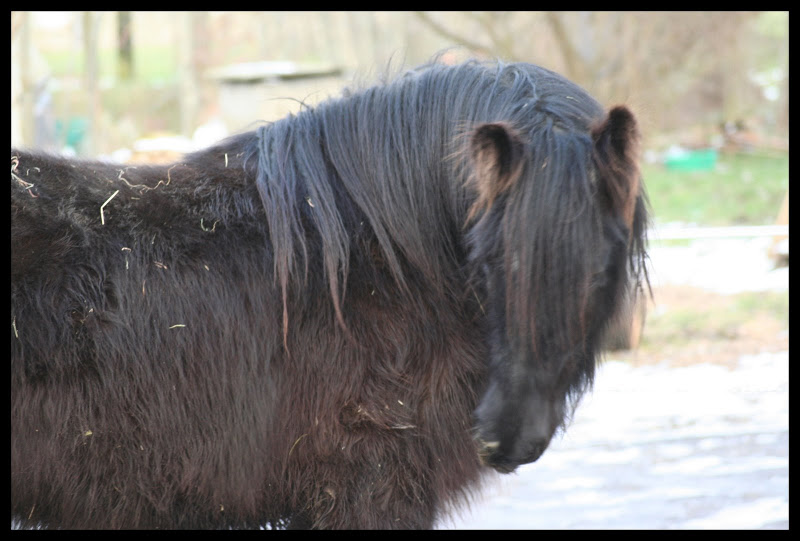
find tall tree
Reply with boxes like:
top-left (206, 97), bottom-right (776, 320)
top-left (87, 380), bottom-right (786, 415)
top-left (117, 11), bottom-right (134, 81)
top-left (83, 11), bottom-right (99, 156)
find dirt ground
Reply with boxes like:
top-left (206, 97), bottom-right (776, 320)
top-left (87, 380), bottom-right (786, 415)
top-left (613, 284), bottom-right (789, 369)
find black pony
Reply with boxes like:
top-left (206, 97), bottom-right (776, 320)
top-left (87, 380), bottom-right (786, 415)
top-left (11, 59), bottom-right (648, 529)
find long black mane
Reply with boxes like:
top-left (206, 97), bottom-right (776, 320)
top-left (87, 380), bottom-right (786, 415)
top-left (246, 59), bottom-right (646, 342)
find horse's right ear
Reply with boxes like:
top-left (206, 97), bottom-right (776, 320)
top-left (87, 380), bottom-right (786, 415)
top-left (591, 106), bottom-right (641, 227)
top-left (468, 122), bottom-right (526, 218)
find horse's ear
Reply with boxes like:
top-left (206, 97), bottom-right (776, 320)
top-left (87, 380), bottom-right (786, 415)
top-left (592, 106), bottom-right (641, 226)
top-left (468, 122), bottom-right (525, 218)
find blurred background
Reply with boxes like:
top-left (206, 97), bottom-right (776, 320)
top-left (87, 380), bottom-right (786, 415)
top-left (10, 11), bottom-right (788, 529)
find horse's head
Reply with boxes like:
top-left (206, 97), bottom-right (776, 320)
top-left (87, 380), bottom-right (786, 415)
top-left (467, 106), bottom-right (648, 473)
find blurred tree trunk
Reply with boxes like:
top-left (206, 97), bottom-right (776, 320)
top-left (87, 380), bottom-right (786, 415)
top-left (319, 12), bottom-right (341, 67)
top-left (12, 12), bottom-right (34, 147)
top-left (716, 13), bottom-right (750, 123)
top-left (413, 11), bottom-right (496, 59)
top-left (117, 11), bottom-right (133, 81)
top-left (178, 12), bottom-right (208, 137)
top-left (778, 65), bottom-right (788, 136)
top-left (83, 11), bottom-right (99, 156)
top-left (544, 12), bottom-right (585, 82)
top-left (347, 12), bottom-right (380, 69)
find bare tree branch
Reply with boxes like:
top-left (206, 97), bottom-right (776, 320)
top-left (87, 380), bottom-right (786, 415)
top-left (543, 11), bottom-right (584, 81)
top-left (413, 11), bottom-right (495, 58)
top-left (474, 12), bottom-right (518, 60)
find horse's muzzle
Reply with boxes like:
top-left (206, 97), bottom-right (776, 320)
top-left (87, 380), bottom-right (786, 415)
top-left (475, 436), bottom-right (548, 474)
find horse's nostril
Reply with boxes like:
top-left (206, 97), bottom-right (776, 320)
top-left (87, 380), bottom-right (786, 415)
top-left (521, 441), bottom-right (547, 464)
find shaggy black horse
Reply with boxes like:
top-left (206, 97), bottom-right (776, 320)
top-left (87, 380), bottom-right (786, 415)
top-left (11, 59), bottom-right (648, 529)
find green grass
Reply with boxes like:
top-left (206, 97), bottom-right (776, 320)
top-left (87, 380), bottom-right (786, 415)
top-left (642, 151), bottom-right (788, 227)
top-left (640, 290), bottom-right (788, 349)
top-left (734, 289), bottom-right (789, 321)
top-left (43, 45), bottom-right (178, 84)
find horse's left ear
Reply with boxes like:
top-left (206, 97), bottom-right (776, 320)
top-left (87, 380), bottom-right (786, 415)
top-left (468, 122), bottom-right (525, 219)
top-left (592, 106), bottom-right (641, 226)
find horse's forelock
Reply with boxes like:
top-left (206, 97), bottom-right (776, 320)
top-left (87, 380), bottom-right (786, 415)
top-left (502, 127), bottom-right (602, 361)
